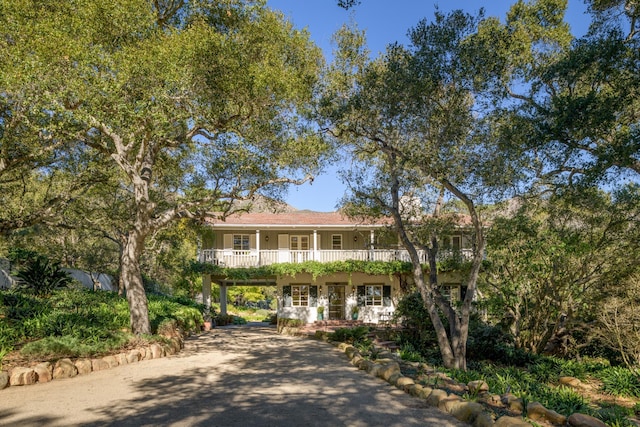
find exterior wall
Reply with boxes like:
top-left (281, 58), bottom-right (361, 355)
top-left (276, 272), bottom-right (401, 324)
top-left (203, 230), bottom-right (371, 251)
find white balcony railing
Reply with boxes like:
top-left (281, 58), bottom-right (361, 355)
top-left (198, 248), bottom-right (474, 268)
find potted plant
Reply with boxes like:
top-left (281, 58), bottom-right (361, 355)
top-left (351, 306), bottom-right (359, 320)
top-left (317, 305), bottom-right (325, 321)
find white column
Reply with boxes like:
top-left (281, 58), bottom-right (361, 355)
top-left (370, 229), bottom-right (375, 260)
top-left (313, 230), bottom-right (318, 261)
top-left (220, 284), bottom-right (228, 315)
top-left (256, 229), bottom-right (261, 266)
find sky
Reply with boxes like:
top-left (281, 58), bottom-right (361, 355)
top-left (267, 0), bottom-right (592, 212)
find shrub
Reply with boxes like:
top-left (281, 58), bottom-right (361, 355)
top-left (597, 366), bottom-right (640, 398)
top-left (328, 326), bottom-right (370, 345)
top-left (14, 255), bottom-right (72, 297)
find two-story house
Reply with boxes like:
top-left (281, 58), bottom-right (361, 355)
top-left (199, 210), bottom-right (473, 324)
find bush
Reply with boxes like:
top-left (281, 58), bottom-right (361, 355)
top-left (14, 254), bottom-right (72, 297)
top-left (328, 326), bottom-right (370, 345)
top-left (597, 366), bottom-right (640, 398)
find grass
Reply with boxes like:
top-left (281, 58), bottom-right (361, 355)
top-left (0, 287), bottom-right (205, 367)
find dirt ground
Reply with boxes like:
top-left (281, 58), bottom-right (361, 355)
top-left (0, 323), bottom-right (467, 427)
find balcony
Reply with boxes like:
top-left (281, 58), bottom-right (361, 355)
top-left (198, 248), bottom-right (474, 268)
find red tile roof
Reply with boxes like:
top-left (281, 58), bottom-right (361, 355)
top-left (205, 210), bottom-right (389, 229)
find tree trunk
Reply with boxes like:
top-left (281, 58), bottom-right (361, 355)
top-left (120, 230), bottom-right (151, 335)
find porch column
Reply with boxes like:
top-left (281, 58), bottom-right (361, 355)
top-left (370, 229), bottom-right (375, 260)
top-left (256, 229), bottom-right (261, 266)
top-left (313, 230), bottom-right (318, 261)
top-left (202, 274), bottom-right (212, 311)
top-left (220, 284), bottom-right (228, 315)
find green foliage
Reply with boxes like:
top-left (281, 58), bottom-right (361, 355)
top-left (13, 254), bottom-right (72, 297)
top-left (399, 343), bottom-right (423, 362)
top-left (328, 326), bottom-right (371, 345)
top-left (20, 333), bottom-right (131, 360)
top-left (593, 403), bottom-right (637, 427)
top-left (596, 367), bottom-right (640, 398)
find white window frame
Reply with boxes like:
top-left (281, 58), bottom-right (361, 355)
top-left (331, 234), bottom-right (343, 250)
top-left (364, 284), bottom-right (383, 306)
top-left (290, 235), bottom-right (309, 251)
top-left (233, 234), bottom-right (250, 251)
top-left (291, 284), bottom-right (310, 307)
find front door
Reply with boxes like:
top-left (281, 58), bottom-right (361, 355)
top-left (328, 284), bottom-right (346, 320)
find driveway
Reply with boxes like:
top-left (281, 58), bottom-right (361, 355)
top-left (0, 323), bottom-right (466, 427)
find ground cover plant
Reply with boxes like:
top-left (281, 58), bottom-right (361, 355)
top-left (0, 287), bottom-right (205, 369)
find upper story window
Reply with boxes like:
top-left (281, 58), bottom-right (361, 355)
top-left (332, 234), bottom-right (342, 250)
top-left (290, 235), bottom-right (309, 251)
top-left (233, 234), bottom-right (250, 251)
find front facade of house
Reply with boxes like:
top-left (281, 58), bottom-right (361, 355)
top-left (199, 211), bottom-right (472, 324)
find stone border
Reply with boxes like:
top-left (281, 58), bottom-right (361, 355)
top-left (333, 341), bottom-right (609, 427)
top-left (0, 334), bottom-right (184, 390)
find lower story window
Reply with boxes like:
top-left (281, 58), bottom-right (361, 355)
top-left (357, 284), bottom-right (391, 307)
top-left (283, 284), bottom-right (318, 307)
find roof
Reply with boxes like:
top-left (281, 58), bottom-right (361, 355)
top-left (204, 210), bottom-right (390, 229)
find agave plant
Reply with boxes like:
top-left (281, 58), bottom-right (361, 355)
top-left (15, 255), bottom-right (72, 297)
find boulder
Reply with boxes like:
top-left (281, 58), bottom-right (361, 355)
top-left (527, 402), bottom-right (567, 425)
top-left (34, 362), bottom-right (53, 383)
top-left (494, 415), bottom-right (532, 426)
top-left (344, 346), bottom-right (358, 359)
top-left (501, 393), bottom-right (523, 413)
top-left (473, 412), bottom-right (496, 427)
top-left (450, 401), bottom-right (486, 424)
top-left (396, 376), bottom-right (415, 389)
top-left (559, 376), bottom-right (583, 388)
top-left (567, 413), bottom-right (608, 427)
top-left (378, 362), bottom-right (401, 381)
top-left (350, 354), bottom-right (363, 367)
top-left (102, 355), bottom-right (119, 368)
top-left (468, 380), bottom-right (490, 394)
top-left (418, 386), bottom-right (433, 399)
top-left (53, 358), bottom-right (78, 379)
top-left (407, 383), bottom-right (423, 397)
top-left (0, 371), bottom-right (9, 389)
top-left (75, 359), bottom-right (93, 375)
top-left (425, 388), bottom-right (448, 407)
top-left (91, 358), bottom-right (110, 372)
top-left (150, 343), bottom-right (165, 359)
top-left (438, 393), bottom-right (463, 413)
top-left (126, 349), bottom-right (142, 363)
top-left (387, 372), bottom-right (403, 386)
top-left (10, 367), bottom-right (36, 386)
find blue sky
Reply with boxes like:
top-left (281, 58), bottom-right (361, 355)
top-left (267, 1), bottom-right (591, 211)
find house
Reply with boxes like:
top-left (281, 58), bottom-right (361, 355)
top-left (199, 210), bottom-right (474, 324)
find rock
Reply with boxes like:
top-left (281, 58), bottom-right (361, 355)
top-left (126, 349), bottom-right (142, 363)
top-left (418, 386), bottom-right (433, 399)
top-left (75, 359), bottom-right (92, 375)
top-left (567, 413), bottom-right (608, 427)
top-left (0, 371), bottom-right (9, 389)
top-left (527, 402), bottom-right (567, 425)
top-left (474, 412), bottom-right (495, 427)
top-left (468, 380), bottom-right (490, 394)
top-left (387, 372), bottom-right (403, 386)
top-left (34, 362), bottom-right (53, 383)
top-left (53, 358), bottom-right (78, 379)
top-left (438, 393), bottom-right (463, 413)
top-left (150, 343), bottom-right (164, 359)
top-left (102, 355), bottom-right (119, 368)
top-left (91, 358), bottom-right (110, 372)
top-left (350, 354), bottom-right (363, 366)
top-left (501, 393), bottom-right (523, 413)
top-left (426, 388), bottom-right (448, 407)
top-left (115, 353), bottom-right (129, 366)
top-left (559, 376), bottom-right (583, 388)
top-left (396, 376), bottom-right (415, 389)
top-left (344, 346), bottom-right (358, 359)
top-left (337, 342), bottom-right (350, 351)
top-left (494, 415), bottom-right (532, 426)
top-left (450, 401), bottom-right (486, 424)
top-left (10, 367), bottom-right (36, 386)
top-left (407, 383), bottom-right (423, 397)
top-left (378, 362), bottom-right (401, 381)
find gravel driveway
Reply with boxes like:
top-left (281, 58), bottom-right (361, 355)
top-left (0, 323), bottom-right (466, 427)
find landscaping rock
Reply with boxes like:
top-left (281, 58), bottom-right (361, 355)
top-left (126, 349), bottom-right (142, 363)
top-left (115, 353), bottom-right (129, 366)
top-left (468, 380), bottom-right (490, 394)
top-left (350, 354), bottom-right (363, 366)
top-left (102, 355), bottom-right (119, 368)
top-left (9, 367), bottom-right (36, 386)
top-left (501, 393), bottom-right (523, 413)
top-left (494, 415), bottom-right (531, 426)
top-left (92, 358), bottom-right (110, 372)
top-left (379, 362), bottom-right (401, 381)
top-left (559, 376), bottom-right (583, 388)
top-left (34, 362), bottom-right (53, 383)
top-left (75, 359), bottom-right (92, 375)
top-left (0, 371), bottom-right (9, 389)
top-left (387, 372), bottom-right (403, 386)
top-left (407, 383), bottom-right (423, 396)
top-left (450, 401), bottom-right (485, 424)
top-left (473, 412), bottom-right (495, 427)
top-left (53, 358), bottom-right (78, 379)
top-left (344, 346), bottom-right (358, 359)
top-left (568, 413), bottom-right (608, 427)
top-left (438, 393), bottom-right (463, 413)
top-left (396, 376), bottom-right (415, 389)
top-left (150, 343), bottom-right (164, 359)
top-left (425, 388), bottom-right (448, 407)
top-left (418, 386), bottom-right (433, 399)
top-left (527, 402), bottom-right (567, 425)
